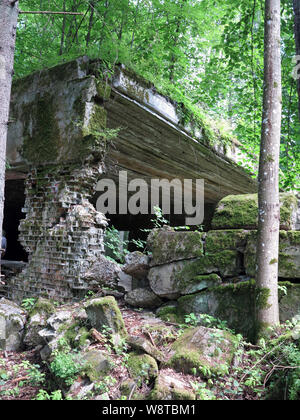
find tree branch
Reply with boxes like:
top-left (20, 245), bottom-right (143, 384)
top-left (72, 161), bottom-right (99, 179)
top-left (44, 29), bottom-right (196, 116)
top-left (19, 11), bottom-right (84, 16)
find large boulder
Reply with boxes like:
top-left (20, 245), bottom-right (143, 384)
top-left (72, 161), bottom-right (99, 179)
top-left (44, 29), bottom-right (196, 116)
top-left (147, 228), bottom-right (205, 266)
top-left (166, 325), bottom-right (240, 377)
top-left (84, 254), bottom-right (121, 289)
top-left (245, 231), bottom-right (300, 278)
top-left (176, 282), bottom-right (257, 341)
top-left (0, 298), bottom-right (27, 351)
top-left (148, 252), bottom-right (242, 299)
top-left (125, 288), bottom-right (163, 308)
top-left (212, 193), bottom-right (298, 231)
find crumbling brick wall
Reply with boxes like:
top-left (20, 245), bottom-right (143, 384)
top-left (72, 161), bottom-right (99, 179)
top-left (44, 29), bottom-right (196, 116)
top-left (7, 162), bottom-right (107, 303)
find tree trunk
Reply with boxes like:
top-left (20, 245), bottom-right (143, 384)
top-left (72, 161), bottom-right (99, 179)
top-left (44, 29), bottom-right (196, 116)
top-left (0, 0), bottom-right (19, 277)
top-left (86, 1), bottom-right (95, 48)
top-left (293, 0), bottom-right (300, 120)
top-left (256, 0), bottom-right (282, 339)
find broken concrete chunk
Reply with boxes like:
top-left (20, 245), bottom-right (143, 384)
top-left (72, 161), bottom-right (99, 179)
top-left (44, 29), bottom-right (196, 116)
top-left (84, 254), bottom-right (121, 290)
top-left (126, 335), bottom-right (164, 362)
top-left (23, 298), bottom-right (56, 348)
top-left (84, 296), bottom-right (127, 338)
top-left (149, 370), bottom-right (196, 400)
top-left (123, 251), bottom-right (150, 279)
top-left (125, 288), bottom-right (163, 308)
top-left (0, 298), bottom-right (27, 351)
top-left (245, 230), bottom-right (300, 278)
top-left (166, 325), bottom-right (239, 377)
top-left (176, 273), bottom-right (222, 295)
top-left (205, 229), bottom-right (249, 253)
top-left (147, 228), bottom-right (205, 266)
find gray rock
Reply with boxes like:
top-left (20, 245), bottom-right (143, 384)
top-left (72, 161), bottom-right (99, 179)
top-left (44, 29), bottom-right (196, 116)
top-left (147, 228), bottom-right (205, 266)
top-left (125, 288), bottom-right (163, 308)
top-left (123, 252), bottom-right (150, 279)
top-left (245, 230), bottom-right (300, 278)
top-left (149, 370), bottom-right (196, 400)
top-left (0, 298), bottom-right (27, 351)
top-left (84, 296), bottom-right (127, 338)
top-left (127, 335), bottom-right (164, 362)
top-left (212, 192), bottom-right (298, 230)
top-left (84, 254), bottom-right (121, 289)
top-left (23, 298), bottom-right (55, 348)
top-left (148, 261), bottom-right (188, 299)
top-left (82, 349), bottom-right (112, 382)
top-left (166, 325), bottom-right (239, 377)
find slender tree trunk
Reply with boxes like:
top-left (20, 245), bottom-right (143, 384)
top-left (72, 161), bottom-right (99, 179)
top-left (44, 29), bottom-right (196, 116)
top-left (86, 1), bottom-right (95, 48)
top-left (256, 0), bottom-right (282, 338)
top-left (293, 0), bottom-right (300, 120)
top-left (0, 0), bottom-right (19, 279)
top-left (59, 0), bottom-right (66, 55)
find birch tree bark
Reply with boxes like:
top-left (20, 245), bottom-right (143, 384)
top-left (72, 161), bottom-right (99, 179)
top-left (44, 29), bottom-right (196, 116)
top-left (0, 0), bottom-right (19, 277)
top-left (293, 0), bottom-right (300, 120)
top-left (256, 0), bottom-right (282, 338)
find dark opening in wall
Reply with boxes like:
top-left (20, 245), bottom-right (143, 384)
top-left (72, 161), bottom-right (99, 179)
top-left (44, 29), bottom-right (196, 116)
top-left (3, 179), bottom-right (28, 262)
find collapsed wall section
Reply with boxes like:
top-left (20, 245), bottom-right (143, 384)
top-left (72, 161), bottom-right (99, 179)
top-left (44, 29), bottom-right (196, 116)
top-left (7, 163), bottom-right (107, 303)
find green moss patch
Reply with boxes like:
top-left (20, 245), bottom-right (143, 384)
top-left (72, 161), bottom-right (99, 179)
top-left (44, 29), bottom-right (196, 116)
top-left (212, 193), bottom-right (297, 230)
top-left (166, 326), bottom-right (240, 377)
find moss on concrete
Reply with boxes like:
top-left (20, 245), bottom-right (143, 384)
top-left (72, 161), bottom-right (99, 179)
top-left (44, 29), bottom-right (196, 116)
top-left (205, 229), bottom-right (249, 253)
top-left (21, 93), bottom-right (60, 164)
top-left (212, 193), bottom-right (297, 230)
top-left (175, 250), bottom-right (241, 281)
top-left (148, 229), bottom-right (204, 266)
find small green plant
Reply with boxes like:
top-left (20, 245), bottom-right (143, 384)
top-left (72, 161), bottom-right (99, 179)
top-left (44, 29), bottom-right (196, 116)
top-left (50, 350), bottom-right (84, 386)
top-left (21, 297), bottom-right (36, 311)
top-left (184, 312), bottom-right (198, 327)
top-left (191, 381), bottom-right (216, 400)
top-left (20, 361), bottom-right (45, 386)
top-left (104, 226), bottom-right (129, 263)
top-left (35, 389), bottom-right (64, 400)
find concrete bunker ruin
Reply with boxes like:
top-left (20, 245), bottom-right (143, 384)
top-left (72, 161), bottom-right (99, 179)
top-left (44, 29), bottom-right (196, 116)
top-left (3, 56), bottom-right (258, 302)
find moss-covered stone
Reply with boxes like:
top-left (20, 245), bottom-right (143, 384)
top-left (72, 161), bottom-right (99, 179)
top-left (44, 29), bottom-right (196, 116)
top-left (166, 326), bottom-right (240, 377)
top-left (212, 193), bottom-right (298, 230)
top-left (147, 228), bottom-right (205, 266)
top-left (156, 304), bottom-right (179, 323)
top-left (84, 296), bottom-right (127, 338)
top-left (176, 273), bottom-right (222, 295)
top-left (126, 335), bottom-right (164, 363)
top-left (245, 230), bottom-right (300, 278)
top-left (175, 251), bottom-right (242, 280)
top-left (279, 282), bottom-right (300, 322)
top-left (82, 349), bottom-right (112, 382)
top-left (127, 352), bottom-right (158, 385)
top-left (205, 230), bottom-right (249, 253)
top-left (148, 371), bottom-right (195, 400)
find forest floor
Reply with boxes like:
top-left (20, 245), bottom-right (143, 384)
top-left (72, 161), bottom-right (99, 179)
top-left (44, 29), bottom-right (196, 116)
top-left (0, 301), bottom-right (276, 401)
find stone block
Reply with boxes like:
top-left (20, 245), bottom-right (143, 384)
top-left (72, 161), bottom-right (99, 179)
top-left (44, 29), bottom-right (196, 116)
top-left (212, 193), bottom-right (298, 230)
